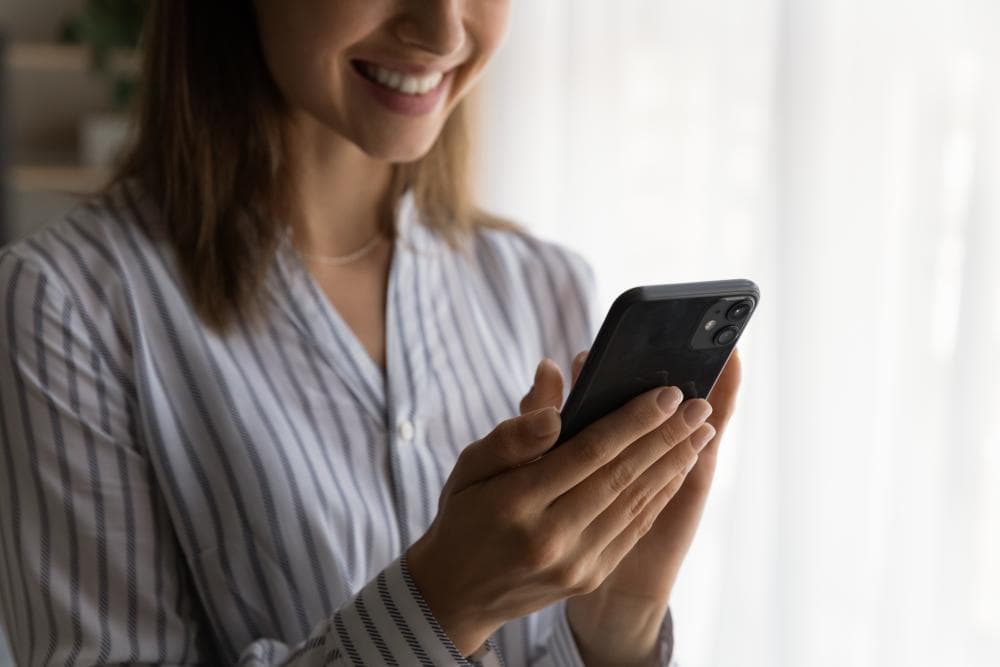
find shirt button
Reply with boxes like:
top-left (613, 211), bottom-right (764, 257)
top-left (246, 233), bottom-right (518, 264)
top-left (398, 419), bottom-right (415, 442)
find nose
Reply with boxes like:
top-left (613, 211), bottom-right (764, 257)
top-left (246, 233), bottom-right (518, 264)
top-left (394, 0), bottom-right (466, 58)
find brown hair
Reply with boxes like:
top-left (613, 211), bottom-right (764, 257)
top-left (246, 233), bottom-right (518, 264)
top-left (115, 0), bottom-right (509, 332)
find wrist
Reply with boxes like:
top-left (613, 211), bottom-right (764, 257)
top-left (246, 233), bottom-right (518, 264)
top-left (567, 594), bottom-right (669, 667)
top-left (404, 536), bottom-right (494, 656)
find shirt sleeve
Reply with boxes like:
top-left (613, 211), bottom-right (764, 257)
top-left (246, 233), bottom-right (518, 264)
top-left (0, 249), bottom-right (511, 666)
top-left (237, 555), bottom-right (508, 666)
top-left (0, 249), bottom-right (214, 664)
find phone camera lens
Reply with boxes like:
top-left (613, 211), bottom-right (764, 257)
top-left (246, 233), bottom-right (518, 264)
top-left (714, 326), bottom-right (740, 346)
top-left (727, 300), bottom-right (752, 322)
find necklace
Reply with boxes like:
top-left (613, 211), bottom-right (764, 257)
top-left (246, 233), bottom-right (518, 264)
top-left (294, 230), bottom-right (385, 267)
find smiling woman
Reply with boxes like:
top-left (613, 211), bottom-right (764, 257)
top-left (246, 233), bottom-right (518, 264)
top-left (115, 0), bottom-right (511, 335)
top-left (0, 1), bottom-right (725, 666)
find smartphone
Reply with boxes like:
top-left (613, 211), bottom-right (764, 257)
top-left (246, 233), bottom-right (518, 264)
top-left (554, 279), bottom-right (760, 446)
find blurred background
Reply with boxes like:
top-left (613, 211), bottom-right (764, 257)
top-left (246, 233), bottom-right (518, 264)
top-left (1, 0), bottom-right (998, 666)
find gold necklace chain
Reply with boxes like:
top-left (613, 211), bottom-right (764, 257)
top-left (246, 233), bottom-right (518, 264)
top-left (293, 230), bottom-right (385, 267)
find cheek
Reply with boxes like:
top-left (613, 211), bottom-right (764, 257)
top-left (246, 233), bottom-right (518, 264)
top-left (255, 2), bottom-right (372, 114)
top-left (465, 3), bottom-right (512, 83)
top-left (481, 2), bottom-right (513, 56)
top-left (443, 2), bottom-right (511, 112)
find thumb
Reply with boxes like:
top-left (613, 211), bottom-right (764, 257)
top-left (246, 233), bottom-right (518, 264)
top-left (519, 358), bottom-right (565, 415)
top-left (443, 407), bottom-right (561, 496)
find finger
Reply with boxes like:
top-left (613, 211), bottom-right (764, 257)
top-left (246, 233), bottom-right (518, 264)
top-left (702, 347), bottom-right (742, 457)
top-left (591, 429), bottom-right (718, 578)
top-left (528, 386), bottom-right (684, 503)
top-left (578, 422), bottom-right (714, 542)
top-left (593, 464), bottom-right (689, 576)
top-left (519, 358), bottom-right (565, 415)
top-left (444, 407), bottom-right (561, 495)
top-left (571, 350), bottom-right (588, 386)
top-left (707, 347), bottom-right (741, 428)
top-left (552, 404), bottom-right (715, 530)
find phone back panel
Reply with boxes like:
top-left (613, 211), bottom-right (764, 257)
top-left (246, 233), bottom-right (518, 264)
top-left (556, 280), bottom-right (758, 446)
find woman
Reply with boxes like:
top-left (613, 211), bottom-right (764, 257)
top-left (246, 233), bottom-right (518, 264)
top-left (0, 1), bottom-right (740, 665)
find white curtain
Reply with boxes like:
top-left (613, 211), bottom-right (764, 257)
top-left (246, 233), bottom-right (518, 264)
top-left (475, 1), bottom-right (1000, 665)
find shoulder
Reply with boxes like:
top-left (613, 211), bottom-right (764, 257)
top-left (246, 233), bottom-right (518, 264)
top-left (0, 183), bottom-right (159, 359)
top-left (2, 182), bottom-right (155, 293)
top-left (464, 224), bottom-right (599, 370)
top-left (472, 225), bottom-right (596, 315)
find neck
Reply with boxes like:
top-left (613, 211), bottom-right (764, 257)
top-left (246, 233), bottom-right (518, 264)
top-left (284, 113), bottom-right (395, 257)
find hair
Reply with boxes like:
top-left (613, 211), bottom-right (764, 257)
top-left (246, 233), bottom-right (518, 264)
top-left (114, 0), bottom-right (511, 332)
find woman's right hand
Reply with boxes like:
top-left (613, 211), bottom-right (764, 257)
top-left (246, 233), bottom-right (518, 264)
top-left (405, 361), bottom-right (716, 656)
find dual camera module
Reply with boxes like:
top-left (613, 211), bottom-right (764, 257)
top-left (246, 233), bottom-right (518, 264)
top-left (690, 297), bottom-right (755, 350)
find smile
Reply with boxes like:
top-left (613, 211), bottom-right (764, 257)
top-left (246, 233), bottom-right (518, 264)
top-left (355, 61), bottom-right (445, 96)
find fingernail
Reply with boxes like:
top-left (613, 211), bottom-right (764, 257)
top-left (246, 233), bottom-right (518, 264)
top-left (691, 424), bottom-right (716, 452)
top-left (529, 407), bottom-right (561, 437)
top-left (683, 400), bottom-right (713, 427)
top-left (656, 387), bottom-right (683, 414)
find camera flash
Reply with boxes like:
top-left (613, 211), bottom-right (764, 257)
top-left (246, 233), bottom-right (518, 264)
top-left (704, 319), bottom-right (718, 331)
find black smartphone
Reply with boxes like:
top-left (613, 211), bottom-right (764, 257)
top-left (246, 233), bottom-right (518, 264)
top-left (554, 279), bottom-right (760, 446)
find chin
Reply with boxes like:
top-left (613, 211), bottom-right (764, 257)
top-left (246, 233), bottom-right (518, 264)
top-left (352, 122), bottom-right (446, 163)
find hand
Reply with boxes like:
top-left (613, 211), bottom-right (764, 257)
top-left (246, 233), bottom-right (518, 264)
top-left (406, 361), bottom-right (710, 657)
top-left (519, 350), bottom-right (742, 666)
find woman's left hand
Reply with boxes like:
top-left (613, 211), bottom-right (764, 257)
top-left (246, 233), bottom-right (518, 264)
top-left (518, 349), bottom-right (742, 667)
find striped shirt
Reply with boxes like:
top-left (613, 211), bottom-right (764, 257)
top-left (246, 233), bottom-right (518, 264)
top-left (0, 182), bottom-right (675, 665)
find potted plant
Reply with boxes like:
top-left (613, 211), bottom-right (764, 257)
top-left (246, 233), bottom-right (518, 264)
top-left (59, 0), bottom-right (147, 168)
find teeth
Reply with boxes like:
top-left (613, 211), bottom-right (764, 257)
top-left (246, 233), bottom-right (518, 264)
top-left (364, 63), bottom-right (443, 96)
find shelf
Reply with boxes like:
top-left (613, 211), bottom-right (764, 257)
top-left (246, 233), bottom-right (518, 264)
top-left (5, 42), bottom-right (139, 74)
top-left (11, 165), bottom-right (111, 194)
